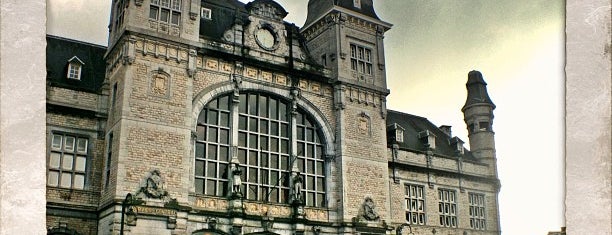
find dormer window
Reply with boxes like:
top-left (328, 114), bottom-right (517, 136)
top-left (67, 56), bottom-right (84, 80)
top-left (418, 130), bottom-right (436, 150)
top-left (353, 0), bottom-right (361, 8)
top-left (200, 7), bottom-right (211, 20)
top-left (396, 129), bottom-right (404, 143)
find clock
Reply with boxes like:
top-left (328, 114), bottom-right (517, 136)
top-left (255, 28), bottom-right (276, 50)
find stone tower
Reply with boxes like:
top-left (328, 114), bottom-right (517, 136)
top-left (462, 70), bottom-right (498, 177)
top-left (301, 0), bottom-right (394, 230)
top-left (101, 0), bottom-right (201, 233)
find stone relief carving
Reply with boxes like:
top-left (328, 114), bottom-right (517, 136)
top-left (138, 169), bottom-right (168, 199)
top-left (361, 197), bottom-right (380, 221)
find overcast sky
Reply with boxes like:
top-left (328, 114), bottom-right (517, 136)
top-left (47, 1), bottom-right (565, 234)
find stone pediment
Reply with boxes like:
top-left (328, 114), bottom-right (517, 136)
top-left (245, 0), bottom-right (288, 22)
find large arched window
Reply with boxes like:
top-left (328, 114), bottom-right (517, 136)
top-left (195, 92), bottom-right (326, 207)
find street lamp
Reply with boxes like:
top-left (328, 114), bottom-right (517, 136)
top-left (396, 223), bottom-right (415, 235)
top-left (120, 193), bottom-right (143, 235)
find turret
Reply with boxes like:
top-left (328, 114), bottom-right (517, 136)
top-left (301, 0), bottom-right (392, 90)
top-left (462, 70), bottom-right (497, 176)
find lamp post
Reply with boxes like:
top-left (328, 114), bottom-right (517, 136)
top-left (120, 193), bottom-right (142, 235)
top-left (120, 193), bottom-right (132, 235)
top-left (396, 223), bottom-right (415, 235)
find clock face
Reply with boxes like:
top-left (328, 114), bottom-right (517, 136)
top-left (255, 28), bottom-right (276, 50)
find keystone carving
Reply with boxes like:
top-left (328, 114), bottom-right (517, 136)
top-left (138, 169), bottom-right (168, 199)
top-left (361, 197), bottom-right (380, 221)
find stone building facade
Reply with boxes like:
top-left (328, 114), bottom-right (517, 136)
top-left (45, 0), bottom-right (501, 235)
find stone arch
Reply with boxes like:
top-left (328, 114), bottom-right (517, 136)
top-left (191, 81), bottom-right (335, 156)
top-left (192, 228), bottom-right (230, 235)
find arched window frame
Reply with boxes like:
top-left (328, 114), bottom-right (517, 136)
top-left (192, 86), bottom-right (334, 208)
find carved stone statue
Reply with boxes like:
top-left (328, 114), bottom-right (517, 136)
top-left (140, 170), bottom-right (168, 199)
top-left (231, 166), bottom-right (243, 197)
top-left (292, 174), bottom-right (303, 202)
top-left (362, 197), bottom-right (380, 221)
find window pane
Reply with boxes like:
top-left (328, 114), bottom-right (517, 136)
top-left (160, 9), bottom-right (170, 22)
top-left (62, 154), bottom-right (74, 170)
top-left (171, 12), bottom-right (180, 25)
top-left (149, 6), bottom-right (159, 20)
top-left (195, 178), bottom-right (204, 193)
top-left (48, 171), bottom-right (59, 186)
top-left (75, 156), bottom-right (86, 172)
top-left (52, 134), bottom-right (62, 150)
top-left (60, 173), bottom-right (72, 188)
top-left (49, 152), bottom-right (61, 168)
top-left (195, 160), bottom-right (204, 176)
top-left (219, 146), bottom-right (229, 162)
top-left (65, 136), bottom-right (75, 152)
top-left (207, 145), bottom-right (217, 160)
top-left (196, 143), bottom-right (205, 158)
top-left (77, 138), bottom-right (88, 153)
top-left (74, 174), bottom-right (85, 189)
top-left (219, 129), bottom-right (229, 144)
top-left (207, 162), bottom-right (216, 177)
top-left (220, 112), bottom-right (230, 127)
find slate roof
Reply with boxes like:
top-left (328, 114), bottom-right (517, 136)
top-left (46, 35), bottom-right (107, 93)
top-left (304, 0), bottom-right (380, 27)
top-left (386, 110), bottom-right (477, 161)
top-left (200, 0), bottom-right (249, 40)
top-left (463, 70), bottom-right (495, 110)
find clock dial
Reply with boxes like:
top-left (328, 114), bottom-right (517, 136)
top-left (256, 28), bottom-right (275, 50)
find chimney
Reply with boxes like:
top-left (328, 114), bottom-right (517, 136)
top-left (439, 125), bottom-right (452, 137)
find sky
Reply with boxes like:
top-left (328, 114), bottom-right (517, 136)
top-left (47, 0), bottom-right (565, 234)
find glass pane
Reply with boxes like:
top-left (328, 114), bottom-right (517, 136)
top-left (249, 94), bottom-right (257, 114)
top-left (271, 154), bottom-right (279, 168)
top-left (260, 136), bottom-right (268, 151)
top-left (281, 123), bottom-right (288, 137)
top-left (74, 174), bottom-right (85, 189)
top-left (207, 128), bottom-right (217, 142)
top-left (48, 171), bottom-right (59, 186)
top-left (239, 94), bottom-right (247, 113)
top-left (220, 112), bottom-right (230, 127)
top-left (207, 145), bottom-right (217, 160)
top-left (206, 180), bottom-right (216, 195)
top-left (196, 125), bottom-right (205, 140)
top-left (65, 136), bottom-right (75, 152)
top-left (261, 153), bottom-right (269, 167)
top-left (219, 146), bottom-right (229, 162)
top-left (219, 129), bottom-right (229, 144)
top-left (149, 6), bottom-right (159, 20)
top-left (249, 117), bottom-right (258, 132)
top-left (260, 120), bottom-right (268, 134)
top-left (77, 138), bottom-right (88, 153)
top-left (62, 154), bottom-right (74, 170)
top-left (307, 176), bottom-right (314, 190)
top-left (195, 160), bottom-right (204, 176)
top-left (49, 152), bottom-right (61, 168)
top-left (195, 178), bottom-right (204, 193)
top-left (239, 115), bottom-right (247, 130)
top-left (160, 9), bottom-right (170, 22)
top-left (281, 139), bottom-right (289, 154)
top-left (278, 102), bottom-right (287, 121)
top-left (270, 121), bottom-right (279, 135)
top-left (52, 134), bottom-right (62, 150)
top-left (171, 12), bottom-right (180, 25)
top-left (60, 173), bottom-right (72, 188)
top-left (270, 138), bottom-right (279, 152)
top-left (269, 99), bottom-right (277, 119)
top-left (259, 95), bottom-right (268, 117)
top-left (207, 110), bottom-right (218, 125)
top-left (196, 143), bottom-right (205, 158)
top-left (219, 164), bottom-right (228, 178)
top-left (75, 156), bottom-right (86, 172)
top-left (238, 149), bottom-right (246, 164)
top-left (207, 162), bottom-right (216, 177)
top-left (238, 132), bottom-right (247, 147)
top-left (316, 161), bottom-right (324, 174)
top-left (307, 160), bottom-right (314, 174)
top-left (249, 134), bottom-right (257, 148)
top-left (248, 151), bottom-right (257, 165)
top-left (218, 96), bottom-right (229, 110)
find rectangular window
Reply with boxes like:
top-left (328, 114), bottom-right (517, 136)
top-left (105, 133), bottom-right (113, 189)
top-left (201, 7), bottom-right (211, 20)
top-left (349, 44), bottom-right (372, 75)
top-left (111, 83), bottom-right (118, 110)
top-left (67, 63), bottom-right (82, 80)
top-left (396, 129), bottom-right (404, 143)
top-left (48, 133), bottom-right (88, 190)
top-left (405, 184), bottom-right (426, 225)
top-left (353, 0), bottom-right (361, 8)
top-left (438, 189), bottom-right (458, 228)
top-left (321, 54), bottom-right (327, 67)
top-left (469, 193), bottom-right (487, 230)
top-left (114, 0), bottom-right (127, 32)
top-left (150, 0), bottom-right (181, 26)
